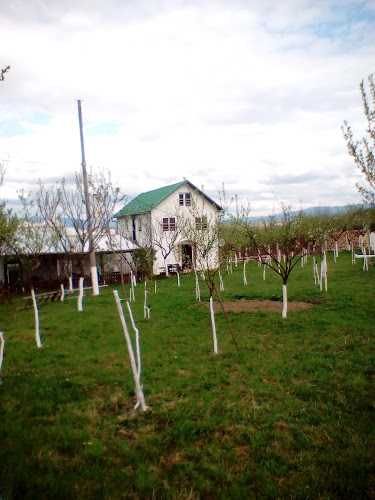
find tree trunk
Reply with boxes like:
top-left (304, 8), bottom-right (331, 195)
top-left (282, 283), bottom-right (288, 319)
top-left (209, 293), bottom-right (218, 354)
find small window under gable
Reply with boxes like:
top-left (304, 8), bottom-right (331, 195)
top-left (179, 192), bottom-right (191, 206)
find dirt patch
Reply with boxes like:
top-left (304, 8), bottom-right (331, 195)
top-left (213, 299), bottom-right (313, 312)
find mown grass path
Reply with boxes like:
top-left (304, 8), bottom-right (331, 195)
top-left (0, 252), bottom-right (374, 498)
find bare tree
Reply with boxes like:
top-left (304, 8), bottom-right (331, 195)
top-left (0, 162), bottom-right (18, 260)
top-left (183, 194), bottom-right (239, 353)
top-left (234, 202), bottom-right (324, 318)
top-left (342, 74), bottom-right (375, 205)
top-left (36, 168), bottom-right (122, 277)
top-left (0, 66), bottom-right (10, 82)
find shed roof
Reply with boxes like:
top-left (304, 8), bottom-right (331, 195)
top-left (114, 180), bottom-right (222, 217)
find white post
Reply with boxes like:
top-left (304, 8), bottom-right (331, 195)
top-left (282, 283), bottom-right (287, 319)
top-left (113, 290), bottom-right (147, 411)
top-left (0, 331), bottom-right (5, 383)
top-left (263, 265), bottom-right (266, 281)
top-left (210, 295), bottom-right (218, 354)
top-left (154, 280), bottom-right (157, 294)
top-left (177, 271), bottom-right (180, 287)
top-left (243, 260), bottom-right (248, 286)
top-left (60, 284), bottom-right (65, 301)
top-left (78, 277), bottom-right (84, 312)
top-left (31, 289), bottom-right (43, 348)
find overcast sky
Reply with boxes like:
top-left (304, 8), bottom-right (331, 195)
top-left (1, 0), bottom-right (374, 216)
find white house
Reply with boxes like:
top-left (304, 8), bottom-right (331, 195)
top-left (114, 180), bottom-right (222, 275)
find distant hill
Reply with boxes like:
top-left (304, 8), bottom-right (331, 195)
top-left (235, 204), bottom-right (370, 223)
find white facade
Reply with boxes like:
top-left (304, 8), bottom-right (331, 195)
top-left (117, 182), bottom-right (221, 275)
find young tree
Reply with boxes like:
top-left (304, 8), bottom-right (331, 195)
top-left (36, 168), bottom-right (122, 278)
top-left (0, 163), bottom-right (18, 262)
top-left (0, 65), bottom-right (10, 82)
top-left (8, 190), bottom-right (55, 283)
top-left (183, 194), bottom-right (239, 353)
top-left (234, 203), bottom-right (323, 318)
top-left (342, 74), bottom-right (375, 205)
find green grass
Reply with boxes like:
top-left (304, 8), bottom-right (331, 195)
top-left (0, 252), bottom-right (374, 499)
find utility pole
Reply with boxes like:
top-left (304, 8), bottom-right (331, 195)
top-left (77, 99), bottom-right (100, 295)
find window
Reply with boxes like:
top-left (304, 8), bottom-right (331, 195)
top-left (179, 192), bottom-right (191, 206)
top-left (195, 216), bottom-right (207, 230)
top-left (138, 218), bottom-right (142, 231)
top-left (162, 218), bottom-right (176, 231)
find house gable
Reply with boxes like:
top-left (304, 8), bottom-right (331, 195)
top-left (114, 180), bottom-right (222, 218)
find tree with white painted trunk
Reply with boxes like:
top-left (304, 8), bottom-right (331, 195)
top-left (35, 168), bottom-right (122, 283)
top-left (234, 202), bottom-right (324, 319)
top-left (183, 194), bottom-right (239, 353)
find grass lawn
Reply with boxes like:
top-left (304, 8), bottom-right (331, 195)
top-left (0, 251), bottom-right (374, 499)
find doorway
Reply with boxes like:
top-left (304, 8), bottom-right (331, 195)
top-left (181, 244), bottom-right (193, 270)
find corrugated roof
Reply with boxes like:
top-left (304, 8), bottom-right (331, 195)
top-left (114, 180), bottom-right (222, 217)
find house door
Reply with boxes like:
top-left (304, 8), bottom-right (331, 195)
top-left (181, 244), bottom-right (193, 269)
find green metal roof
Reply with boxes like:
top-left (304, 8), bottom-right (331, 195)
top-left (114, 181), bottom-right (186, 217)
top-left (114, 180), bottom-right (222, 218)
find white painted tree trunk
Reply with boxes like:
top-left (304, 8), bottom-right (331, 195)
top-left (143, 288), bottom-right (150, 318)
top-left (91, 266), bottom-right (100, 295)
top-left (210, 295), bottom-right (218, 354)
top-left (263, 265), bottom-right (266, 281)
top-left (177, 272), bottom-right (180, 287)
top-left (320, 253), bottom-right (328, 291)
top-left (31, 289), bottom-right (43, 348)
top-left (126, 301), bottom-right (141, 380)
top-left (313, 257), bottom-right (316, 284)
top-left (243, 260), bottom-right (247, 285)
top-left (234, 254), bottom-right (238, 267)
top-left (363, 249), bottom-right (368, 271)
top-left (78, 277), bottom-right (84, 311)
top-left (60, 284), bottom-right (65, 301)
top-left (0, 331), bottom-right (5, 383)
top-left (154, 280), bottom-right (157, 294)
top-left (219, 270), bottom-right (224, 291)
top-left (195, 271), bottom-right (201, 301)
top-left (114, 290), bottom-right (147, 411)
top-left (282, 284), bottom-right (288, 319)
top-left (69, 276), bottom-right (73, 290)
